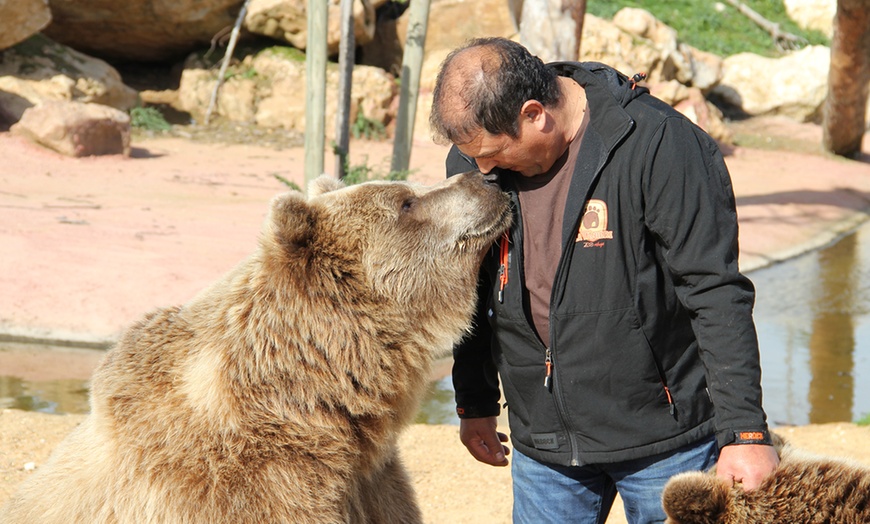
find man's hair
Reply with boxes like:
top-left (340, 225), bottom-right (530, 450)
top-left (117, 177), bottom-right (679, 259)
top-left (429, 37), bottom-right (561, 145)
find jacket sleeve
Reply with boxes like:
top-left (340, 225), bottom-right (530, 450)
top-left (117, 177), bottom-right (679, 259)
top-left (445, 145), bottom-right (503, 419)
top-left (642, 116), bottom-right (771, 448)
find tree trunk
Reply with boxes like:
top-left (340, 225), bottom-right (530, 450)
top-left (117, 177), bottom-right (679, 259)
top-left (519, 0), bottom-right (585, 62)
top-left (822, 0), bottom-right (870, 158)
top-left (569, 0), bottom-right (586, 59)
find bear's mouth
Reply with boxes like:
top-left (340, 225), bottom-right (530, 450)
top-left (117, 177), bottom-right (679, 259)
top-left (457, 205), bottom-right (512, 247)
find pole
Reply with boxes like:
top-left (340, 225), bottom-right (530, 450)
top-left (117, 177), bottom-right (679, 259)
top-left (334, 0), bottom-right (355, 179)
top-left (390, 0), bottom-right (430, 174)
top-left (305, 0), bottom-right (328, 188)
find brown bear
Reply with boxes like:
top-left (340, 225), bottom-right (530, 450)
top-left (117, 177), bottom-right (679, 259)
top-left (0, 171), bottom-right (512, 524)
top-left (662, 433), bottom-right (870, 523)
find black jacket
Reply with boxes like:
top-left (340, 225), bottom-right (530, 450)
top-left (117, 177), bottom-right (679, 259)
top-left (448, 62), bottom-right (770, 467)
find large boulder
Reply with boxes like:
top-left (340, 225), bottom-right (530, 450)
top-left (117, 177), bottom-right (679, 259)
top-left (0, 0), bottom-right (51, 51)
top-left (712, 45), bottom-right (830, 122)
top-left (244, 0), bottom-right (389, 55)
top-left (0, 35), bottom-right (139, 125)
top-left (175, 47), bottom-right (396, 139)
top-left (11, 100), bottom-right (132, 157)
top-left (42, 0), bottom-right (244, 62)
top-left (784, 0), bottom-right (836, 37)
top-left (591, 9), bottom-right (724, 91)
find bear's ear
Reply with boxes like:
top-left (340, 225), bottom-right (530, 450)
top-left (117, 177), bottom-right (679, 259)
top-left (308, 173), bottom-right (345, 198)
top-left (661, 472), bottom-right (729, 524)
top-left (266, 191), bottom-right (316, 249)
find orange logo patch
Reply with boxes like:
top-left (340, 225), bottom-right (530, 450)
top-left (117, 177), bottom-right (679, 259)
top-left (576, 199), bottom-right (614, 246)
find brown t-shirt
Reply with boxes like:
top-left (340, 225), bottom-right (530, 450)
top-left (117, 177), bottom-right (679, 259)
top-left (513, 105), bottom-right (589, 347)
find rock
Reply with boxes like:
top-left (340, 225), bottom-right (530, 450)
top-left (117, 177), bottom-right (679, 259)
top-left (423, 0), bottom-right (516, 55)
top-left (712, 45), bottom-right (830, 122)
top-left (244, 0), bottom-right (388, 55)
top-left (0, 0), bottom-right (51, 51)
top-left (357, 1), bottom-right (409, 76)
top-left (11, 100), bottom-right (132, 157)
top-left (42, 0), bottom-right (244, 62)
top-left (606, 8), bottom-right (723, 91)
top-left (518, 0), bottom-right (579, 63)
top-left (613, 7), bottom-right (679, 52)
top-left (784, 0), bottom-right (836, 37)
top-left (175, 47), bottom-right (396, 139)
top-left (0, 35), bottom-right (139, 124)
top-left (683, 46), bottom-right (724, 92)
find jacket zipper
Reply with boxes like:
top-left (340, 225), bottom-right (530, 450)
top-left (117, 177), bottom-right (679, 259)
top-left (663, 384), bottom-right (675, 415)
top-left (546, 332), bottom-right (582, 465)
top-left (543, 348), bottom-right (553, 390)
top-left (497, 232), bottom-right (510, 303)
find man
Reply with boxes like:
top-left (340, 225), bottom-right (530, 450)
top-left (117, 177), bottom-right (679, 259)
top-left (429, 37), bottom-right (779, 524)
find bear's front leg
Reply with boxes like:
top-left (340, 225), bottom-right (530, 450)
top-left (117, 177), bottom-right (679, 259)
top-left (346, 449), bottom-right (423, 524)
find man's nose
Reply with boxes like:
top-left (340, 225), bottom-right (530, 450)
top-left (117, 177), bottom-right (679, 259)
top-left (476, 158), bottom-right (497, 174)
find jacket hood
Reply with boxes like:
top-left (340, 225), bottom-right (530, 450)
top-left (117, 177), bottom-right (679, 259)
top-left (549, 61), bottom-right (649, 107)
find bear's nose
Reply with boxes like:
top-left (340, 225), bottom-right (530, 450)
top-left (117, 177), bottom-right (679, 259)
top-left (482, 172), bottom-right (500, 185)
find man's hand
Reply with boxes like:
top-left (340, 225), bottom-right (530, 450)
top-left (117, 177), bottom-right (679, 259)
top-left (459, 416), bottom-right (510, 467)
top-left (716, 443), bottom-right (779, 490)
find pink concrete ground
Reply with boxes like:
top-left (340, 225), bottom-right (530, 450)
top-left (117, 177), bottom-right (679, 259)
top-left (1, 117), bottom-right (868, 346)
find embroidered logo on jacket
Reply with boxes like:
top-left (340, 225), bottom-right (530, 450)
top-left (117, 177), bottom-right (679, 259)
top-left (575, 199), bottom-right (613, 247)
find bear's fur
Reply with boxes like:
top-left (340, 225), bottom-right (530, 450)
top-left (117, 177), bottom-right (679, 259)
top-left (0, 172), bottom-right (511, 524)
top-left (662, 433), bottom-right (870, 523)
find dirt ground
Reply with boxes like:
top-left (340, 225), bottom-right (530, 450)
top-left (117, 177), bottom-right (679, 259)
top-left (1, 118), bottom-right (869, 523)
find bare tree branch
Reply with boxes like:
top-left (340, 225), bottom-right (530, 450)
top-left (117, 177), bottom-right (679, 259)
top-left (205, 0), bottom-right (252, 126)
top-left (723, 0), bottom-right (808, 52)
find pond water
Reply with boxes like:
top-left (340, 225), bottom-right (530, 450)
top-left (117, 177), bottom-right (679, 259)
top-left (3, 223), bottom-right (870, 427)
top-left (0, 343), bottom-right (99, 415)
top-left (753, 226), bottom-right (870, 426)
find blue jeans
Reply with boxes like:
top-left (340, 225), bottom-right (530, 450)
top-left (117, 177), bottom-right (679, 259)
top-left (511, 435), bottom-right (719, 524)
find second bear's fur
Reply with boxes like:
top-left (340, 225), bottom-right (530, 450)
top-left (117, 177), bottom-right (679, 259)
top-left (662, 433), bottom-right (870, 523)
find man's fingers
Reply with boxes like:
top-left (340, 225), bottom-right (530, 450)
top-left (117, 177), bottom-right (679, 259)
top-left (465, 435), bottom-right (509, 466)
top-left (459, 418), bottom-right (510, 466)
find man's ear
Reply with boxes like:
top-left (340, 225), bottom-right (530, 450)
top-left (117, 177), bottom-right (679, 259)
top-left (520, 99), bottom-right (546, 128)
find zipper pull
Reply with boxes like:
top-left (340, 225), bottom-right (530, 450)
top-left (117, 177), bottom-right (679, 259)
top-left (498, 232), bottom-right (509, 303)
top-left (497, 266), bottom-right (506, 303)
top-left (663, 385), bottom-right (675, 415)
top-left (543, 348), bottom-right (553, 390)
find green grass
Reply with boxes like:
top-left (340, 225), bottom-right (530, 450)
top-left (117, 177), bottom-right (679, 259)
top-left (130, 106), bottom-right (171, 132)
top-left (351, 113), bottom-right (388, 141)
top-left (273, 158), bottom-right (411, 191)
top-left (856, 413), bottom-right (870, 426)
top-left (587, 0), bottom-right (829, 57)
top-left (341, 155), bottom-right (411, 185)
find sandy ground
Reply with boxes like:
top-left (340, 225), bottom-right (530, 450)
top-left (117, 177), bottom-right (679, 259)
top-left (1, 118), bottom-right (869, 523)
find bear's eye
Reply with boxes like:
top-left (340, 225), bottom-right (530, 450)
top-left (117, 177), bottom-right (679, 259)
top-left (401, 198), bottom-right (415, 213)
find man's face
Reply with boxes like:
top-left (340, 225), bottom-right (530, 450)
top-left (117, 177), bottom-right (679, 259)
top-left (454, 100), bottom-right (559, 178)
top-left (456, 128), bottom-right (550, 178)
